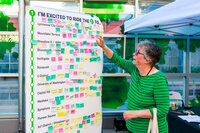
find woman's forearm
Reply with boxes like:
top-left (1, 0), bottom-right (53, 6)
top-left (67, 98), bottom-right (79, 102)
top-left (123, 109), bottom-right (152, 121)
top-left (102, 45), bottom-right (113, 59)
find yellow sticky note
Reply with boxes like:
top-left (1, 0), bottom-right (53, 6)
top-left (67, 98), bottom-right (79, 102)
top-left (65, 58), bottom-right (70, 62)
top-left (65, 49), bottom-right (69, 54)
top-left (83, 124), bottom-right (87, 129)
top-left (41, 77), bottom-right (46, 82)
top-left (57, 111), bottom-right (65, 117)
top-left (56, 106), bottom-right (61, 111)
top-left (78, 71), bottom-right (83, 76)
top-left (85, 87), bottom-right (89, 91)
top-left (57, 73), bottom-right (65, 78)
top-left (79, 64), bottom-right (84, 69)
top-left (60, 105), bottom-right (65, 110)
top-left (64, 124), bottom-right (69, 132)
top-left (97, 76), bottom-right (100, 80)
top-left (84, 58), bottom-right (90, 62)
top-left (70, 125), bottom-right (74, 131)
top-left (71, 118), bottom-right (76, 123)
top-left (84, 78), bottom-right (88, 83)
top-left (58, 88), bottom-right (63, 93)
top-left (37, 43), bottom-right (42, 48)
top-left (92, 92), bottom-right (96, 97)
top-left (44, 85), bottom-right (50, 90)
top-left (89, 79), bottom-right (94, 84)
top-left (95, 119), bottom-right (99, 125)
top-left (53, 124), bottom-right (60, 130)
top-left (75, 124), bottom-right (79, 129)
top-left (85, 93), bottom-right (89, 97)
top-left (51, 89), bottom-right (58, 94)
top-left (71, 41), bottom-right (75, 45)
top-left (66, 110), bottom-right (70, 116)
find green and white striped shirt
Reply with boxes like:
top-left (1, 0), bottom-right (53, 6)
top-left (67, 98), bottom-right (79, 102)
top-left (110, 53), bottom-right (169, 133)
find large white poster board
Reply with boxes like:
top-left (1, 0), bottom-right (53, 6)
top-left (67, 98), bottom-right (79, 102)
top-left (25, 7), bottom-right (103, 133)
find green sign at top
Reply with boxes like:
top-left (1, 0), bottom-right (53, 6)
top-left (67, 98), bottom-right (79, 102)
top-left (0, 0), bottom-right (14, 5)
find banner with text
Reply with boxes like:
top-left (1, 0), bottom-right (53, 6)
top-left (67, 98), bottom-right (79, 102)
top-left (25, 7), bottom-right (103, 133)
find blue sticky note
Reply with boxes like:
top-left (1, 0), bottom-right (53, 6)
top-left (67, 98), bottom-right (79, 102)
top-left (31, 40), bottom-right (37, 45)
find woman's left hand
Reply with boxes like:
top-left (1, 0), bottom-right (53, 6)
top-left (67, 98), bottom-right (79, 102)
top-left (123, 110), bottom-right (138, 121)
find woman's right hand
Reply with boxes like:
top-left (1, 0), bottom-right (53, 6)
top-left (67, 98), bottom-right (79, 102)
top-left (96, 35), bottom-right (106, 49)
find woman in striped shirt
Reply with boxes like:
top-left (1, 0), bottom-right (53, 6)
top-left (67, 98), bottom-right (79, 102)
top-left (96, 35), bottom-right (169, 133)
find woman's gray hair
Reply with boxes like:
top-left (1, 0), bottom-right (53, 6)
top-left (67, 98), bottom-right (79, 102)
top-left (136, 41), bottom-right (162, 67)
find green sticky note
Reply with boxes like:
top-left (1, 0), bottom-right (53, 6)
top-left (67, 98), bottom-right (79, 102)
top-left (73, 34), bottom-right (77, 38)
top-left (46, 49), bottom-right (52, 54)
top-left (91, 51), bottom-right (95, 56)
top-left (78, 79), bottom-right (82, 83)
top-left (96, 31), bottom-right (100, 34)
top-left (70, 65), bottom-right (74, 69)
top-left (75, 87), bottom-right (79, 92)
top-left (76, 104), bottom-right (80, 108)
top-left (89, 31), bottom-right (92, 35)
top-left (78, 29), bottom-right (82, 33)
top-left (88, 26), bottom-right (92, 30)
top-left (80, 103), bottom-right (84, 108)
top-left (56, 44), bottom-right (61, 49)
top-left (51, 75), bottom-right (56, 79)
top-left (76, 58), bottom-right (80, 62)
top-left (88, 115), bottom-right (91, 119)
top-left (48, 126), bottom-right (53, 131)
top-left (56, 28), bottom-right (60, 32)
top-left (97, 56), bottom-right (101, 61)
top-left (83, 41), bottom-right (87, 45)
top-left (79, 124), bottom-right (83, 128)
top-left (69, 87), bottom-right (74, 92)
top-left (46, 76), bottom-right (51, 81)
top-left (80, 49), bottom-right (84, 53)
top-left (100, 76), bottom-right (103, 80)
top-left (56, 100), bottom-right (61, 105)
top-left (65, 73), bottom-right (69, 78)
top-left (90, 58), bottom-right (93, 62)
top-left (96, 92), bottom-right (100, 96)
top-left (55, 96), bottom-right (60, 101)
top-left (87, 119), bottom-right (91, 124)
top-left (74, 46), bottom-right (78, 49)
top-left (61, 48), bottom-right (65, 54)
top-left (31, 40), bottom-right (37, 45)
top-left (48, 18), bottom-right (53, 23)
top-left (70, 50), bottom-right (74, 54)
top-left (94, 42), bottom-right (98, 46)
top-left (60, 95), bottom-right (64, 100)
top-left (77, 130), bottom-right (80, 133)
top-left (68, 26), bottom-right (72, 31)
top-left (90, 86), bottom-right (93, 90)
top-left (48, 131), bottom-right (53, 133)
top-left (83, 116), bottom-right (87, 120)
top-left (94, 86), bottom-right (97, 91)
top-left (66, 42), bottom-right (71, 46)
top-left (75, 22), bottom-right (79, 28)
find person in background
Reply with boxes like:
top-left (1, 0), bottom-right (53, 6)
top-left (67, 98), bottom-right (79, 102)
top-left (96, 35), bottom-right (169, 133)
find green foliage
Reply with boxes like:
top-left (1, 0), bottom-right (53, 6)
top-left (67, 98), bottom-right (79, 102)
top-left (191, 66), bottom-right (200, 73)
top-left (0, 12), bottom-right (16, 31)
top-left (139, 38), bottom-right (170, 64)
top-left (174, 39), bottom-right (187, 52)
top-left (0, 0), bottom-right (14, 5)
top-left (102, 77), bottom-right (130, 109)
top-left (190, 39), bottom-right (200, 52)
top-left (189, 96), bottom-right (200, 106)
top-left (12, 51), bottom-right (18, 59)
top-left (0, 42), bottom-right (16, 59)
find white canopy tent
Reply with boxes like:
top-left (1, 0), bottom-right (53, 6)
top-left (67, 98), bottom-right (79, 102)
top-left (124, 0), bottom-right (200, 36)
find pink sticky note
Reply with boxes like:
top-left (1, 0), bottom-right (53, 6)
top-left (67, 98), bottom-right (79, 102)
top-left (69, 70), bottom-right (73, 75)
top-left (75, 42), bottom-right (79, 46)
top-left (80, 42), bottom-right (83, 46)
top-left (65, 104), bottom-right (70, 109)
top-left (87, 35), bottom-right (91, 39)
top-left (78, 34), bottom-right (84, 39)
top-left (57, 20), bottom-right (61, 25)
top-left (91, 113), bottom-right (95, 118)
top-left (89, 49), bottom-right (92, 53)
top-left (73, 52), bottom-right (77, 56)
top-left (59, 128), bottom-right (63, 133)
top-left (80, 93), bottom-right (84, 97)
top-left (53, 19), bottom-right (58, 24)
top-left (52, 101), bottom-right (56, 106)
top-left (75, 49), bottom-right (79, 53)
top-left (51, 65), bottom-right (57, 71)
top-left (65, 65), bottom-right (69, 70)
top-left (41, 17), bottom-right (47, 23)
top-left (87, 42), bottom-right (90, 46)
top-left (62, 42), bottom-right (65, 47)
top-left (65, 95), bottom-right (70, 100)
top-left (73, 28), bottom-right (77, 33)
top-left (75, 94), bottom-right (79, 98)
top-left (54, 130), bottom-right (59, 133)
top-left (99, 86), bottom-right (102, 91)
top-left (91, 35), bottom-right (95, 39)
top-left (81, 79), bottom-right (84, 83)
top-left (84, 49), bottom-right (88, 53)
top-left (68, 33), bottom-right (72, 38)
top-left (82, 120), bottom-right (86, 125)
top-left (58, 56), bottom-right (63, 61)
top-left (65, 119), bottom-right (70, 124)
top-left (51, 57), bottom-right (56, 62)
top-left (73, 71), bottom-right (77, 75)
top-left (70, 58), bottom-right (74, 63)
top-left (42, 43), bottom-right (47, 48)
top-left (57, 65), bottom-right (62, 70)
top-left (62, 33), bottom-right (67, 38)
top-left (75, 79), bottom-right (78, 83)
top-left (71, 109), bottom-right (75, 114)
top-left (93, 73), bottom-right (97, 78)
top-left (91, 42), bottom-right (94, 47)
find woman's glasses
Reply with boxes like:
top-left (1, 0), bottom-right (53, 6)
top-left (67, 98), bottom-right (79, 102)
top-left (135, 50), bottom-right (144, 56)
